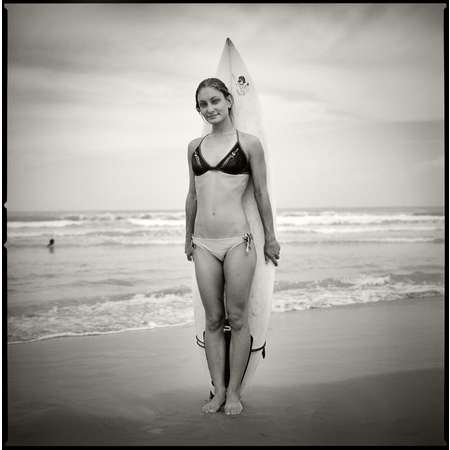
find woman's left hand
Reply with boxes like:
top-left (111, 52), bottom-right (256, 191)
top-left (264, 238), bottom-right (281, 266)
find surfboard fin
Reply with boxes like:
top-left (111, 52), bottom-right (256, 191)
top-left (199, 322), bottom-right (266, 396)
top-left (223, 318), bottom-right (232, 387)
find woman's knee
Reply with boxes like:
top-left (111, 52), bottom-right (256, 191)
top-left (227, 308), bottom-right (247, 331)
top-left (205, 311), bottom-right (226, 332)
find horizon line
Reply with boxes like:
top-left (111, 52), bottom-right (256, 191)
top-left (5, 205), bottom-right (445, 214)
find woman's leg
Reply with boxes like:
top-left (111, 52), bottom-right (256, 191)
top-left (192, 245), bottom-right (227, 413)
top-left (223, 241), bottom-right (257, 415)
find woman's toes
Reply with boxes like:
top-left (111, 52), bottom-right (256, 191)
top-left (224, 400), bottom-right (243, 415)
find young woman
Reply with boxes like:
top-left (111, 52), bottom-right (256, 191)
top-left (185, 78), bottom-right (280, 415)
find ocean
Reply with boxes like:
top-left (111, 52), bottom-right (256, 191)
top-left (7, 207), bottom-right (444, 344)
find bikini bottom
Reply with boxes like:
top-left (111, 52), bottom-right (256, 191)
top-left (191, 232), bottom-right (253, 262)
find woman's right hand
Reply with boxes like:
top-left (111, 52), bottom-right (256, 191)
top-left (185, 238), bottom-right (194, 261)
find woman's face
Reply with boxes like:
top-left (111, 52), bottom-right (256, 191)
top-left (197, 87), bottom-right (231, 124)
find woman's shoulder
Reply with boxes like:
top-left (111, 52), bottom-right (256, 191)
top-left (187, 136), bottom-right (203, 155)
top-left (238, 131), bottom-right (263, 154)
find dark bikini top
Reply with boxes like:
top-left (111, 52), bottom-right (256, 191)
top-left (192, 130), bottom-right (250, 176)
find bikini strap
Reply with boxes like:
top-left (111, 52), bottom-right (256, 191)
top-left (243, 232), bottom-right (252, 253)
top-left (235, 129), bottom-right (249, 164)
top-left (195, 134), bottom-right (209, 153)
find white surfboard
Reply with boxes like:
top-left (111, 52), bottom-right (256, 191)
top-left (192, 38), bottom-right (276, 397)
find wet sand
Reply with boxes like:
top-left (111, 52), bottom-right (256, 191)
top-left (6, 296), bottom-right (445, 446)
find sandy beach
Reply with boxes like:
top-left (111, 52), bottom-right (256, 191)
top-left (7, 296), bottom-right (445, 446)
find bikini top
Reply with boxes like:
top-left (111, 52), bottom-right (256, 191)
top-left (192, 130), bottom-right (250, 176)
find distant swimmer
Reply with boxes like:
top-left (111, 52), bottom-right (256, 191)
top-left (47, 239), bottom-right (55, 252)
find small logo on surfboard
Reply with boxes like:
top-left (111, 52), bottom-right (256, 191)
top-left (233, 74), bottom-right (250, 95)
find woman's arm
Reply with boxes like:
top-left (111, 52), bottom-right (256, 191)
top-left (246, 135), bottom-right (280, 266)
top-left (185, 141), bottom-right (198, 260)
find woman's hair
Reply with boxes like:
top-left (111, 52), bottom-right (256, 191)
top-left (195, 78), bottom-right (234, 121)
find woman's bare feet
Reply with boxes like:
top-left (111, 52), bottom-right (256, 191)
top-left (224, 391), bottom-right (243, 415)
top-left (201, 389), bottom-right (226, 413)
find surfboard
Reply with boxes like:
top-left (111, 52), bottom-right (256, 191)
top-left (192, 38), bottom-right (276, 397)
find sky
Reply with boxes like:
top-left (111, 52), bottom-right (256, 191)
top-left (6, 3), bottom-right (445, 211)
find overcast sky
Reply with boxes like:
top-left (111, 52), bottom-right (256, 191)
top-left (6, 3), bottom-right (445, 211)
